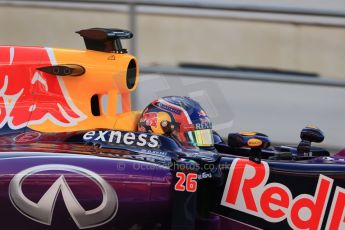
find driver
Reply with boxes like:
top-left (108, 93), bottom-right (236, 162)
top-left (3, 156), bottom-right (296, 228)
top-left (138, 96), bottom-right (214, 148)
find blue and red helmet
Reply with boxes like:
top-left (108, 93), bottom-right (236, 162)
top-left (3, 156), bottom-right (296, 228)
top-left (138, 96), bottom-right (214, 148)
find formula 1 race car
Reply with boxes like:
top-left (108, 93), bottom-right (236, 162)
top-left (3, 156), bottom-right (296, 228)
top-left (0, 28), bottom-right (344, 230)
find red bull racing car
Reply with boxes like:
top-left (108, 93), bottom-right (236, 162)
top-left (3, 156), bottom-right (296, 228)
top-left (0, 28), bottom-right (344, 230)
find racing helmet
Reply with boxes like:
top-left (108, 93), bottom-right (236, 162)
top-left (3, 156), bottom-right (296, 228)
top-left (138, 96), bottom-right (214, 148)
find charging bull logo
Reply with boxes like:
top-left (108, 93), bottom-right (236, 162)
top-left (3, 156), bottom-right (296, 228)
top-left (0, 46), bottom-right (85, 129)
top-left (221, 159), bottom-right (345, 230)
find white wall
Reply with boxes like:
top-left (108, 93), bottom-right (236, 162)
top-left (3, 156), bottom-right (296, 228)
top-left (1, 5), bottom-right (345, 78)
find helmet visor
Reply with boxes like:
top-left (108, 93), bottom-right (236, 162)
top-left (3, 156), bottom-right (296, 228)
top-left (186, 129), bottom-right (214, 147)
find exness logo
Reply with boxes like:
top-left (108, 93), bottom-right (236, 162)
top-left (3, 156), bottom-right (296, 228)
top-left (83, 130), bottom-right (160, 148)
top-left (221, 159), bottom-right (345, 230)
top-left (9, 164), bottom-right (118, 229)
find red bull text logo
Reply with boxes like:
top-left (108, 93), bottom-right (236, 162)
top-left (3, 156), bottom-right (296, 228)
top-left (221, 158), bottom-right (345, 230)
top-left (0, 46), bottom-right (85, 129)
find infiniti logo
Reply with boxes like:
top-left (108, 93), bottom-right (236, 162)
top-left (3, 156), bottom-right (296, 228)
top-left (9, 164), bottom-right (118, 229)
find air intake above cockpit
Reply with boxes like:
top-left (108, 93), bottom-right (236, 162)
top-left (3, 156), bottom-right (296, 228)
top-left (76, 28), bottom-right (133, 53)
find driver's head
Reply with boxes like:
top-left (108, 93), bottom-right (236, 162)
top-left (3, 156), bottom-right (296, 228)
top-left (138, 96), bottom-right (214, 148)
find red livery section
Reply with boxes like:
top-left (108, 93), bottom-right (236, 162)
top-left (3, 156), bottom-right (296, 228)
top-left (221, 158), bottom-right (345, 230)
top-left (0, 46), bottom-right (85, 129)
top-left (326, 187), bottom-right (345, 229)
top-left (141, 112), bottom-right (158, 128)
